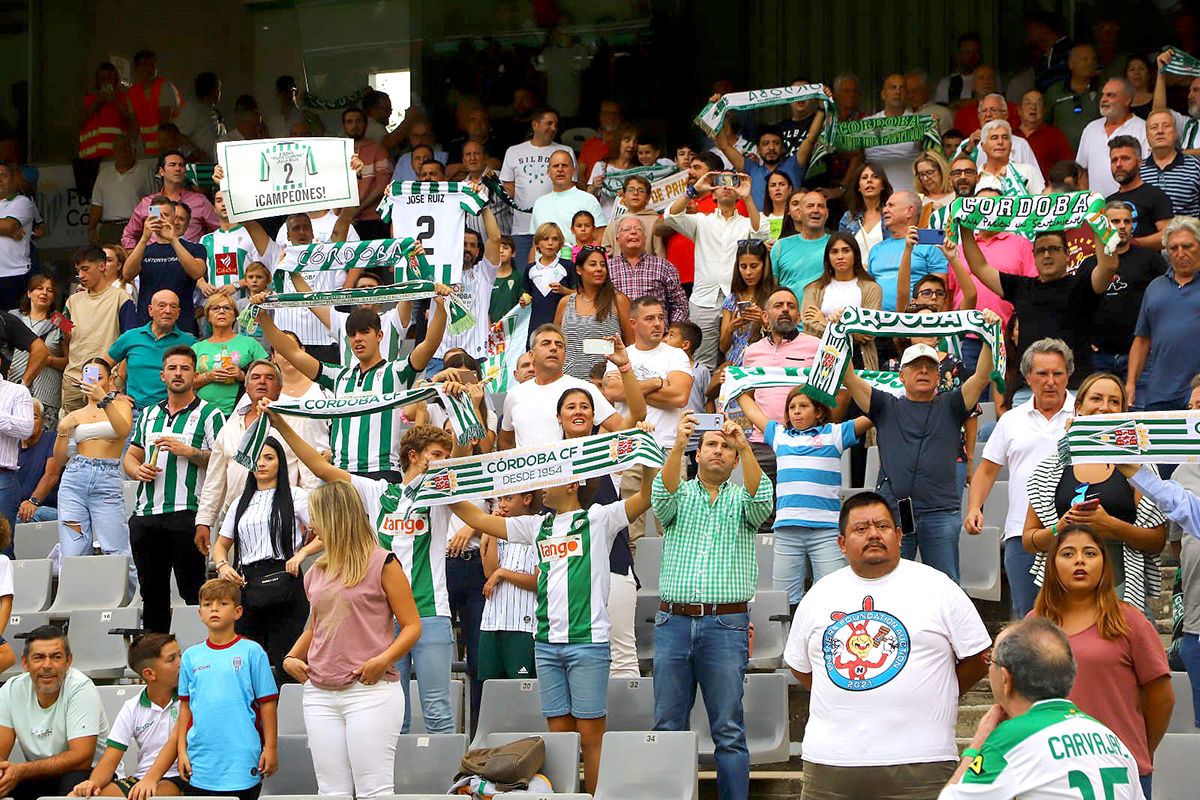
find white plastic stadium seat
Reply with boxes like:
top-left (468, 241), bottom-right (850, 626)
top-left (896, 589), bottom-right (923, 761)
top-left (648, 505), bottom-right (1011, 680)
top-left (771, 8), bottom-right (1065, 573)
top-left (606, 677), bottom-right (656, 731)
top-left (14, 520), bottom-right (57, 560)
top-left (47, 555), bottom-right (130, 616)
top-left (634, 593), bottom-right (659, 668)
top-left (409, 678), bottom-right (464, 734)
top-left (1167, 671), bottom-right (1199, 732)
top-left (593, 731), bottom-right (698, 800)
top-left (11, 558), bottom-right (52, 612)
top-left (747, 591), bottom-right (788, 671)
top-left (982, 481), bottom-right (1008, 530)
top-left (863, 446), bottom-right (880, 489)
top-left (691, 672), bottom-right (788, 764)
top-left (632, 537), bottom-right (661, 594)
top-left (471, 679), bottom-right (546, 748)
top-left (1152, 732), bottom-right (1200, 800)
top-left (67, 606), bottom-right (140, 680)
top-left (392, 734), bottom-right (468, 794)
top-left (170, 606), bottom-right (209, 650)
top-left (960, 526), bottom-right (1002, 602)
top-left (279, 682), bottom-right (306, 734)
top-left (262, 735), bottom-right (318, 795)
top-left (755, 534), bottom-right (774, 589)
top-left (95, 685), bottom-right (142, 773)
top-left (1, 611), bottom-right (51, 678)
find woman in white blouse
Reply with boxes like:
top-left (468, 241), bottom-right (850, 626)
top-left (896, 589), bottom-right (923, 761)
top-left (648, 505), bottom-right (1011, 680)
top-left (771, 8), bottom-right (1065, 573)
top-left (800, 232), bottom-right (883, 370)
top-left (214, 436), bottom-right (312, 681)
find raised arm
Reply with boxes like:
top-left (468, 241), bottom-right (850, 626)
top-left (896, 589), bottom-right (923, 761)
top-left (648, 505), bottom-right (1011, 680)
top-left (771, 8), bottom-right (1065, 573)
top-left (250, 293), bottom-right (320, 380)
top-left (897, 227), bottom-right (917, 310)
top-left (660, 412), bottom-right (696, 494)
top-left (792, 101), bottom-right (828, 171)
top-left (841, 366), bottom-right (874, 414)
top-left (1153, 50), bottom-right (1173, 112)
top-left (959, 313), bottom-right (997, 408)
top-left (736, 391), bottom-right (770, 433)
top-left (623, 465), bottom-right (659, 520)
top-left (605, 337), bottom-right (647, 427)
top-left (480, 205), bottom-right (501, 265)
top-left (262, 400), bottom-right (349, 484)
top-left (409, 293), bottom-right (449, 371)
top-left (959, 224), bottom-right (1005, 297)
top-left (1089, 228), bottom-right (1120, 294)
top-left (448, 500), bottom-right (509, 539)
top-left (942, 237), bottom-right (977, 310)
top-left (712, 108), bottom-right (747, 172)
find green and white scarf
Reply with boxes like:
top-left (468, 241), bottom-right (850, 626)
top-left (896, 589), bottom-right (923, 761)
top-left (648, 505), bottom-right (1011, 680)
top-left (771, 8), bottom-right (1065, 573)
top-left (717, 365), bottom-right (905, 411)
top-left (411, 428), bottom-right (666, 506)
top-left (277, 237), bottom-right (453, 284)
top-left (1058, 411), bottom-right (1200, 466)
top-left (804, 307), bottom-right (1006, 405)
top-left (694, 84), bottom-right (833, 138)
top-left (237, 280), bottom-right (476, 335)
top-left (829, 115), bottom-right (941, 153)
top-left (1161, 48), bottom-right (1200, 77)
top-left (944, 191), bottom-right (1118, 255)
top-left (483, 303), bottom-right (531, 394)
top-left (600, 164), bottom-right (680, 197)
top-left (184, 163), bottom-right (216, 190)
top-left (234, 385), bottom-right (486, 467)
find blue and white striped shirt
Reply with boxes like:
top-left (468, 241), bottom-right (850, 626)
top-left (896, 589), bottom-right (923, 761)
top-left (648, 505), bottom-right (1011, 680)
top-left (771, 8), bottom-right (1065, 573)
top-left (765, 419), bottom-right (858, 530)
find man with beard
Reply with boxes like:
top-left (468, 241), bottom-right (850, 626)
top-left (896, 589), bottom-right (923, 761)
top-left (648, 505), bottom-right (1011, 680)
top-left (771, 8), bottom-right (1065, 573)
top-left (1106, 135), bottom-right (1173, 251)
top-left (0, 628), bottom-right (106, 800)
top-left (843, 310), bottom-right (1001, 582)
top-left (741, 288), bottom-right (820, 528)
top-left (1153, 49), bottom-right (1200, 156)
top-left (193, 359), bottom-right (324, 557)
top-left (342, 107), bottom-right (394, 239)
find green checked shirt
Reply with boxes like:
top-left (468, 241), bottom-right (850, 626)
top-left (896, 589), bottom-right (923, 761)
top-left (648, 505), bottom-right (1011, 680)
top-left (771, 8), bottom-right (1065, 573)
top-left (652, 473), bottom-right (773, 604)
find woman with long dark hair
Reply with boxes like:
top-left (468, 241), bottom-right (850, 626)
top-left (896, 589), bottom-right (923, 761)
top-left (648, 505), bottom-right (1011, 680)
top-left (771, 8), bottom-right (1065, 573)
top-left (555, 247), bottom-right (633, 379)
top-left (762, 171), bottom-right (794, 240)
top-left (213, 436), bottom-right (311, 679)
top-left (1033, 524), bottom-right (1174, 797)
top-left (800, 232), bottom-right (883, 369)
top-left (719, 239), bottom-right (778, 366)
top-left (838, 161), bottom-right (893, 261)
top-left (12, 273), bottom-right (66, 429)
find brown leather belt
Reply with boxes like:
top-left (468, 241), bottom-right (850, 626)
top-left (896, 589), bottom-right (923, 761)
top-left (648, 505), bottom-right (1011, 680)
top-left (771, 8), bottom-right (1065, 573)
top-left (659, 601), bottom-right (749, 617)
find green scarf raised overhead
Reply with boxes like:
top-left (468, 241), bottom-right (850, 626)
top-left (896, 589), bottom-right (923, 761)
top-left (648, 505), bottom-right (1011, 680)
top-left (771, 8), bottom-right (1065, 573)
top-left (412, 428), bottom-right (666, 506)
top-left (944, 191), bottom-right (1118, 255)
top-left (483, 303), bottom-right (531, 394)
top-left (803, 307), bottom-right (1006, 406)
top-left (275, 237), bottom-right (453, 284)
top-left (717, 366), bottom-right (905, 410)
top-left (1161, 48), bottom-right (1200, 77)
top-left (600, 164), bottom-right (680, 197)
top-left (694, 84), bottom-right (834, 138)
top-left (829, 115), bottom-right (941, 153)
top-left (234, 385), bottom-right (485, 467)
top-left (1058, 411), bottom-right (1200, 465)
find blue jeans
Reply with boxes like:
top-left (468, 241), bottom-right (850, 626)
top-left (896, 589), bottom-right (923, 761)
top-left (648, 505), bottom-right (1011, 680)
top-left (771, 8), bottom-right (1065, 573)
top-left (57, 457), bottom-right (137, 594)
top-left (1141, 772), bottom-right (1152, 798)
top-left (533, 641), bottom-right (611, 719)
top-left (397, 614), bottom-right (454, 734)
top-left (772, 526), bottom-right (845, 605)
top-left (24, 506), bottom-right (57, 523)
top-left (900, 508), bottom-right (961, 584)
top-left (1180, 633), bottom-right (1200, 728)
top-left (0, 470), bottom-right (17, 542)
top-left (653, 611), bottom-right (750, 800)
top-left (1003, 537), bottom-right (1039, 619)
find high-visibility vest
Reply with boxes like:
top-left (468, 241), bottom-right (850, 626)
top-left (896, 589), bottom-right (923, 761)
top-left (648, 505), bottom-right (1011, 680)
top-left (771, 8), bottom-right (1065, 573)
top-left (78, 91), bottom-right (127, 160)
top-left (128, 78), bottom-right (181, 155)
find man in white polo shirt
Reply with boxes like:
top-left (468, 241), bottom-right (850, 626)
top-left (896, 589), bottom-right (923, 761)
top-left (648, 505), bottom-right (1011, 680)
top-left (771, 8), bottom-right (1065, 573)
top-left (965, 338), bottom-right (1075, 618)
top-left (603, 295), bottom-right (691, 541)
top-left (1077, 78), bottom-right (1149, 197)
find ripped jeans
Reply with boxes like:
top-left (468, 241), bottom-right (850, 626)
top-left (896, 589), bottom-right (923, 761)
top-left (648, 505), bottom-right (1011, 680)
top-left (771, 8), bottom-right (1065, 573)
top-left (57, 456), bottom-right (136, 593)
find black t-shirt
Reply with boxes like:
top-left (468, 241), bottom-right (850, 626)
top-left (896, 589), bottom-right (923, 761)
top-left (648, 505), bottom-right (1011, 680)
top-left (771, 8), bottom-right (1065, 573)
top-left (0, 311), bottom-right (38, 376)
top-left (780, 116), bottom-right (814, 157)
top-left (869, 387), bottom-right (969, 513)
top-left (1107, 184), bottom-right (1174, 238)
top-left (135, 241), bottom-right (203, 335)
top-left (998, 266), bottom-right (1100, 389)
top-left (1085, 247), bottom-right (1168, 354)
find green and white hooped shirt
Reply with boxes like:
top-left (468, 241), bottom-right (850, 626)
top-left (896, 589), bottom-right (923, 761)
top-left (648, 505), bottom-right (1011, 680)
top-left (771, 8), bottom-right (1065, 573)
top-left (199, 226), bottom-right (257, 288)
top-left (315, 357), bottom-right (420, 473)
top-left (505, 502), bottom-right (630, 645)
top-left (350, 474), bottom-right (450, 618)
top-left (944, 699), bottom-right (1142, 799)
top-left (131, 397), bottom-right (225, 515)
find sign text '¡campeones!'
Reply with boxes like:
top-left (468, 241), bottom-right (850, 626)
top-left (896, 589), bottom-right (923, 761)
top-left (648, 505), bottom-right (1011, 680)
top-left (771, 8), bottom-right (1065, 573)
top-left (255, 186), bottom-right (327, 209)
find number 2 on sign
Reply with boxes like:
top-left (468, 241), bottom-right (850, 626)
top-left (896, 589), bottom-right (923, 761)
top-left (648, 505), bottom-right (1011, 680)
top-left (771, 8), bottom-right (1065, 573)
top-left (283, 162), bottom-right (294, 184)
top-left (417, 215), bottom-right (436, 257)
top-left (1067, 767), bottom-right (1130, 799)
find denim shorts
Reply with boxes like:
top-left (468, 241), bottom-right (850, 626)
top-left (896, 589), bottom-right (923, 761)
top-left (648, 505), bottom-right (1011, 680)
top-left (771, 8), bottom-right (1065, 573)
top-left (533, 641), bottom-right (610, 719)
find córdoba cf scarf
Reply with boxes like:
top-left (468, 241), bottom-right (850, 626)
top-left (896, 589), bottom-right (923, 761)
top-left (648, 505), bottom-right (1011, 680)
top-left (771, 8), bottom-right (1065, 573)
top-left (411, 428), bottom-right (666, 506)
top-left (1161, 48), bottom-right (1200, 77)
top-left (600, 164), bottom-right (680, 196)
top-left (717, 366), bottom-right (905, 410)
top-left (234, 385), bottom-right (486, 468)
top-left (1058, 411), bottom-right (1200, 466)
top-left (483, 303), bottom-right (531, 394)
top-left (829, 115), bottom-right (941, 153)
top-left (803, 307), bottom-right (1006, 406)
top-left (694, 84), bottom-right (834, 138)
top-left (276, 237), bottom-right (454, 285)
top-left (237, 280), bottom-right (476, 335)
top-left (944, 191), bottom-right (1118, 254)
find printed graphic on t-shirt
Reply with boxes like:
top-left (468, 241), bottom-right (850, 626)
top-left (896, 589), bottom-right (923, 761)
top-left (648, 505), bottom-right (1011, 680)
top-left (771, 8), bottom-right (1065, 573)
top-left (822, 596), bottom-right (910, 691)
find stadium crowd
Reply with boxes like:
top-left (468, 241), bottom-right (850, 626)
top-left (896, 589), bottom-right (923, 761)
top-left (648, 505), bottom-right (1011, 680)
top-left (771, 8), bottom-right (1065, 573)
top-left (1, 8), bottom-right (1200, 800)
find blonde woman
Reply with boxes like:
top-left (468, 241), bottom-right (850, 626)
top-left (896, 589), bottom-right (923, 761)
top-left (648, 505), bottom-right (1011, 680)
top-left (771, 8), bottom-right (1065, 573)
top-left (913, 151), bottom-right (955, 226)
top-left (282, 481), bottom-right (422, 798)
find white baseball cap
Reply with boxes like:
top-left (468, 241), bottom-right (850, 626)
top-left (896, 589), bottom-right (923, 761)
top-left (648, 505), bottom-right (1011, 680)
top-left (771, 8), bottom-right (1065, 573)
top-left (899, 343), bottom-right (940, 368)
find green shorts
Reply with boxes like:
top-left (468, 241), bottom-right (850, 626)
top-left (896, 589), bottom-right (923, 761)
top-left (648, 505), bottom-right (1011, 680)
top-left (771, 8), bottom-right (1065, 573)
top-left (113, 775), bottom-right (188, 797)
top-left (477, 630), bottom-right (537, 680)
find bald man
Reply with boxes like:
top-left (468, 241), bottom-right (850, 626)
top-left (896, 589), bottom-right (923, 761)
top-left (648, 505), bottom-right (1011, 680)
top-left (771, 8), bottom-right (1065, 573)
top-left (108, 289), bottom-right (198, 409)
top-left (862, 73), bottom-right (923, 191)
top-left (867, 191), bottom-right (948, 312)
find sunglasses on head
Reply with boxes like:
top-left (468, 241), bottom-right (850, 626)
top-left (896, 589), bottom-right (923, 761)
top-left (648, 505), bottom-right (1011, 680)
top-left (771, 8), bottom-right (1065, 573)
top-left (736, 239), bottom-right (767, 252)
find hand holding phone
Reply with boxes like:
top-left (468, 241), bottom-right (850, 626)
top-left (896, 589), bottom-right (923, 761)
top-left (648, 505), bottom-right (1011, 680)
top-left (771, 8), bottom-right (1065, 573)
top-left (915, 228), bottom-right (945, 246)
top-left (711, 173), bottom-right (741, 188)
top-left (1072, 498), bottom-right (1100, 512)
top-left (82, 365), bottom-right (102, 386)
top-left (694, 413), bottom-right (725, 431)
top-left (582, 338), bottom-right (615, 356)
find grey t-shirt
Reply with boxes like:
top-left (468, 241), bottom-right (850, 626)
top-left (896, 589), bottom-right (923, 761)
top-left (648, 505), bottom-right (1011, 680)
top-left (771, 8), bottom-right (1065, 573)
top-left (869, 387), bottom-right (969, 513)
top-left (1168, 463), bottom-right (1200, 635)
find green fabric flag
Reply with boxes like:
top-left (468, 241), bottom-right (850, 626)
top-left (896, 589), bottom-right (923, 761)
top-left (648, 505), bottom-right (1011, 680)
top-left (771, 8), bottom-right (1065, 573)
top-left (483, 303), bottom-right (531, 394)
top-left (717, 366), bottom-right (905, 410)
top-left (239, 281), bottom-right (475, 336)
top-left (184, 163), bottom-right (216, 190)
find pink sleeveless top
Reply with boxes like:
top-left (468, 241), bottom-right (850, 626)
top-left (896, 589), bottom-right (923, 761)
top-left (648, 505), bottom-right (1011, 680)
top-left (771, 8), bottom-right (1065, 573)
top-left (304, 547), bottom-right (400, 690)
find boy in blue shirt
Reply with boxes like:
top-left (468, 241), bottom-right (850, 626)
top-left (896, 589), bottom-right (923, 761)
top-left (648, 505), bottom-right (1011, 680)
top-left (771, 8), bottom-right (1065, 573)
top-left (177, 580), bottom-right (278, 800)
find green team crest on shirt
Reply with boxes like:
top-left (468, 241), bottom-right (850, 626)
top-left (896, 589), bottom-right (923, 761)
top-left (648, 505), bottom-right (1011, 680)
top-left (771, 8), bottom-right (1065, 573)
top-left (260, 142), bottom-right (318, 192)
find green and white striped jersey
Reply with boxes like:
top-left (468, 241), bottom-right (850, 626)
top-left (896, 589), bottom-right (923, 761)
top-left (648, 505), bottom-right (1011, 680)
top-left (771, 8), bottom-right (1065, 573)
top-left (941, 699), bottom-right (1144, 799)
top-left (350, 474), bottom-right (451, 618)
top-left (326, 307), bottom-right (409, 366)
top-left (259, 142), bottom-right (318, 190)
top-left (131, 397), bottom-right (226, 515)
top-left (506, 502), bottom-right (629, 644)
top-left (315, 358), bottom-right (420, 473)
top-left (377, 181), bottom-right (488, 284)
top-left (199, 225), bottom-right (257, 288)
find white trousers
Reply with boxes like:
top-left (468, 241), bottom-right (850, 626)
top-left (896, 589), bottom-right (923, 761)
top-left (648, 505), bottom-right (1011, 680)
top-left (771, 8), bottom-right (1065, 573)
top-left (303, 679), bottom-right (405, 797)
top-left (607, 570), bottom-right (640, 678)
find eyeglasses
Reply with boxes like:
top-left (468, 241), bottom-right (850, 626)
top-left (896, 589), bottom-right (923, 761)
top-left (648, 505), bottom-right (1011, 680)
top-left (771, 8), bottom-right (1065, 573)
top-left (624, 186), bottom-right (649, 194)
top-left (949, 168), bottom-right (977, 177)
top-left (915, 288), bottom-right (947, 299)
top-left (915, 169), bottom-right (940, 179)
top-left (1034, 245), bottom-right (1065, 256)
top-left (208, 306), bottom-right (235, 314)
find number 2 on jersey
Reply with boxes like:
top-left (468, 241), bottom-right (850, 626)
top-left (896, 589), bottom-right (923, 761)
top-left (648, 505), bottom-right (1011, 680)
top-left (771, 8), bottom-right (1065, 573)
top-left (1068, 767), bottom-right (1130, 799)
top-left (416, 215), bottom-right (436, 257)
top-left (283, 162), bottom-right (294, 184)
